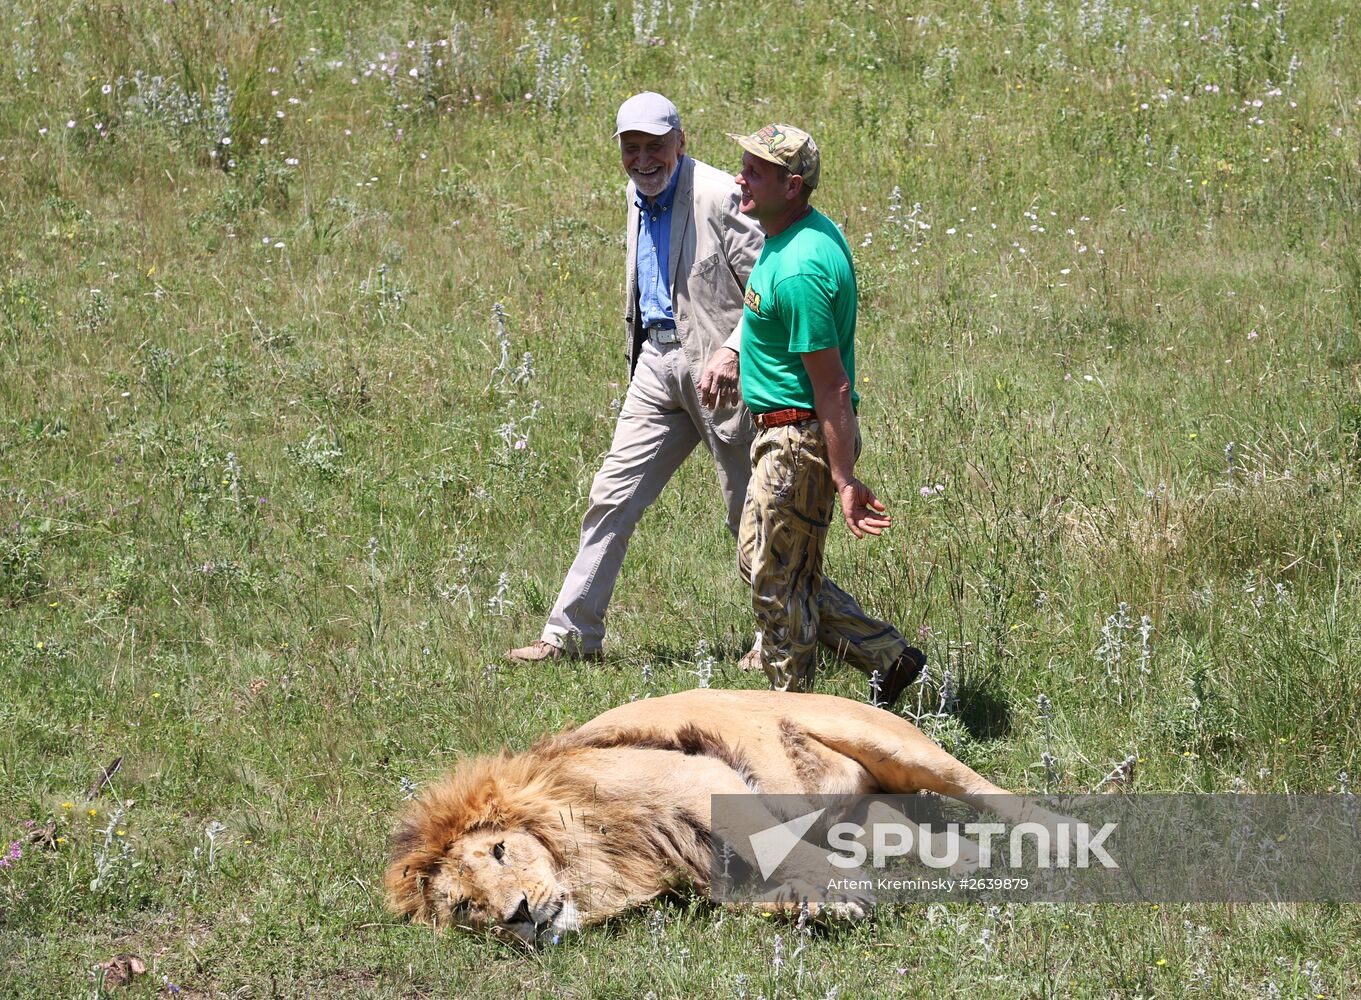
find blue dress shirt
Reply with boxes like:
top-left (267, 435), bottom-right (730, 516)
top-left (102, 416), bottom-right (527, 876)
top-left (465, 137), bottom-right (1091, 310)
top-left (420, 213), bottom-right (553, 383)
top-left (635, 157), bottom-right (685, 329)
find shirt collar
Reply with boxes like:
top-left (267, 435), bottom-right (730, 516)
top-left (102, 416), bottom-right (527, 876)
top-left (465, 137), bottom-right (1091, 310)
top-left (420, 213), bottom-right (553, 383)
top-left (634, 155), bottom-right (686, 213)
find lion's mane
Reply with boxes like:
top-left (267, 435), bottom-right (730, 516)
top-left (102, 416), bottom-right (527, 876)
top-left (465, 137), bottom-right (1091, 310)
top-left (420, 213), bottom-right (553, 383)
top-left (385, 724), bottom-right (742, 926)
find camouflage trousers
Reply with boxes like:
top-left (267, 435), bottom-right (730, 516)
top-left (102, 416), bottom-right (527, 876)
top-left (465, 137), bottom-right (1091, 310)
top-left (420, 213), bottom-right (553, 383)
top-left (736, 420), bottom-right (911, 692)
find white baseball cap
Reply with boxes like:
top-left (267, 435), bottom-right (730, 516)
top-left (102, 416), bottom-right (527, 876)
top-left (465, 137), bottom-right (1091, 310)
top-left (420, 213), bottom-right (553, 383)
top-left (613, 92), bottom-right (681, 138)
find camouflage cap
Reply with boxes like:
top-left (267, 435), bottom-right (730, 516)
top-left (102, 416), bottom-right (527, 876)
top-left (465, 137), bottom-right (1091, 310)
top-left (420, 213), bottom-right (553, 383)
top-left (728, 123), bottom-right (820, 190)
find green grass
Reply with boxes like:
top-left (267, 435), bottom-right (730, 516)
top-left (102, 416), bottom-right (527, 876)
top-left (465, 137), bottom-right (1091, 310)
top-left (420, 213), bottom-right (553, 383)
top-left (2, 0), bottom-right (1360, 995)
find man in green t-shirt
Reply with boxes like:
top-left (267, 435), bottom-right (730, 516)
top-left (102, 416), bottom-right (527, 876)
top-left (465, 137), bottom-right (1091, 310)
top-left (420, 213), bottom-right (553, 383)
top-left (710, 123), bottom-right (924, 705)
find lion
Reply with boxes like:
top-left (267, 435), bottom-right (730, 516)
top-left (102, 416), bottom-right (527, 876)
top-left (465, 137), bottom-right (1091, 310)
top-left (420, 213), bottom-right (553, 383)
top-left (386, 688), bottom-right (1049, 944)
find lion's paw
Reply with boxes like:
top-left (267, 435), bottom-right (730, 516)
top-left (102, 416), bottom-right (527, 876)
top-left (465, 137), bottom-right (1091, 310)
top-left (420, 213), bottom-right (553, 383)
top-left (754, 878), bottom-right (872, 924)
top-left (806, 897), bottom-right (869, 923)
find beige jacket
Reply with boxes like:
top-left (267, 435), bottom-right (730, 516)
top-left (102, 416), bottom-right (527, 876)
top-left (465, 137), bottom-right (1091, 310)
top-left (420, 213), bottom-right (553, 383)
top-left (624, 156), bottom-right (764, 444)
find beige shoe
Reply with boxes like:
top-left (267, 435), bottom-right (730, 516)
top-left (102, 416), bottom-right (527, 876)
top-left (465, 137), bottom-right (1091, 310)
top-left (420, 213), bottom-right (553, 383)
top-left (506, 640), bottom-right (603, 664)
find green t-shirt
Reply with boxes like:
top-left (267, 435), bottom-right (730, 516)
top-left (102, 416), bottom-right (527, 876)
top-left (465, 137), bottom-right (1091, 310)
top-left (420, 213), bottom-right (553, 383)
top-left (739, 208), bottom-right (859, 414)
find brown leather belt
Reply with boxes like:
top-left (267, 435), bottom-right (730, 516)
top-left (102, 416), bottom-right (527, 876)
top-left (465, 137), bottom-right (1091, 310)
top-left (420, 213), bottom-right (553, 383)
top-left (752, 407), bottom-right (816, 429)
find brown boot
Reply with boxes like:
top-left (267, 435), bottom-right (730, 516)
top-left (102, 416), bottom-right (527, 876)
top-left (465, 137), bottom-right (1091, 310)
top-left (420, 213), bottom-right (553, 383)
top-left (506, 640), bottom-right (603, 664)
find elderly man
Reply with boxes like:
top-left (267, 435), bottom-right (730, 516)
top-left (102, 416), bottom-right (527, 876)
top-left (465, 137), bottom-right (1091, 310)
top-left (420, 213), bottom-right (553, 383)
top-left (508, 93), bottom-right (763, 663)
top-left (725, 123), bottom-right (925, 705)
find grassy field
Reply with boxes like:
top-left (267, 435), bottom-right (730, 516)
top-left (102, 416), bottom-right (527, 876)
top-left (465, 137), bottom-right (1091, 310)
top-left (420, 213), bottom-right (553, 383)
top-left (2, 0), bottom-right (1360, 995)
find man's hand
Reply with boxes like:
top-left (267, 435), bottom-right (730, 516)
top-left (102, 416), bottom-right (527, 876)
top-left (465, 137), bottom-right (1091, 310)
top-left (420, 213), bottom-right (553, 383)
top-left (838, 479), bottom-right (892, 538)
top-left (698, 347), bottom-right (741, 409)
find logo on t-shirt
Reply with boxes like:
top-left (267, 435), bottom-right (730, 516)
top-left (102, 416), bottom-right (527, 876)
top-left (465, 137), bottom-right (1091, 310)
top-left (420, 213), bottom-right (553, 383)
top-left (744, 286), bottom-right (762, 314)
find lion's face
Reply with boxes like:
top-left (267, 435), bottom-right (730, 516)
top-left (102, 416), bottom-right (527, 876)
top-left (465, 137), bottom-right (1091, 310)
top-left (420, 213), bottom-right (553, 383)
top-left (423, 828), bottom-right (579, 945)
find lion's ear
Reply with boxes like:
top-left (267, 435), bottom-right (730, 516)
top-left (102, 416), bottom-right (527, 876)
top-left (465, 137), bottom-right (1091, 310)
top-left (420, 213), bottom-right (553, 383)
top-left (389, 820), bottom-right (423, 863)
top-left (448, 777), bottom-right (517, 830)
top-left (385, 820), bottom-right (444, 922)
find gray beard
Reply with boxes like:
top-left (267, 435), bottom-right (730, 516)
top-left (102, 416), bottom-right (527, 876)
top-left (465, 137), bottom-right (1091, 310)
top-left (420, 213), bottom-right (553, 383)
top-left (633, 165), bottom-right (677, 199)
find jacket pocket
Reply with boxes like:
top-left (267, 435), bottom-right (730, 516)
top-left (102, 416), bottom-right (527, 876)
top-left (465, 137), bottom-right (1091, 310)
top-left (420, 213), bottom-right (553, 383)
top-left (689, 251), bottom-right (721, 279)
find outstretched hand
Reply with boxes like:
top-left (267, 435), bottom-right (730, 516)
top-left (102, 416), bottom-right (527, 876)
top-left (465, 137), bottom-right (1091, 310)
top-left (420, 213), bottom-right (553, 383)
top-left (698, 347), bottom-right (741, 409)
top-left (838, 479), bottom-right (892, 538)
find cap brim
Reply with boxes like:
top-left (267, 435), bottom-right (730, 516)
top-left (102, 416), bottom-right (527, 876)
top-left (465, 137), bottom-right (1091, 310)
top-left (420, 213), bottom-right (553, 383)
top-left (613, 121), bottom-right (676, 139)
top-left (728, 133), bottom-right (786, 169)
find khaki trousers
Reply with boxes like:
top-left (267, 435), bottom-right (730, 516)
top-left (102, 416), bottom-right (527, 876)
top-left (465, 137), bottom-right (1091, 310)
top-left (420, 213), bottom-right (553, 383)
top-left (542, 338), bottom-right (751, 653)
